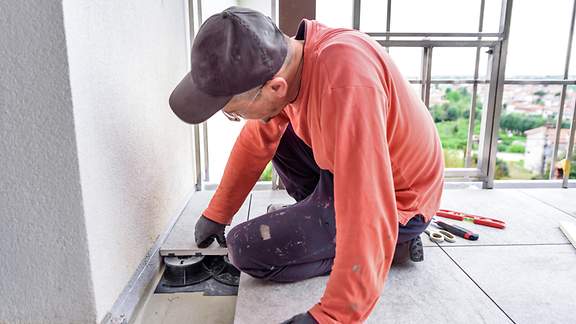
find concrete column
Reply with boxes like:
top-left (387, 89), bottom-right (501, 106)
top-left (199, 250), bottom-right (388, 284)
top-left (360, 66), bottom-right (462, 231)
top-left (1, 0), bottom-right (194, 322)
top-left (0, 1), bottom-right (97, 322)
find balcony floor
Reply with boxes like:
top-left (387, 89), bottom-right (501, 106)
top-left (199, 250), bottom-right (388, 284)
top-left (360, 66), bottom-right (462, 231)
top-left (148, 188), bottom-right (576, 323)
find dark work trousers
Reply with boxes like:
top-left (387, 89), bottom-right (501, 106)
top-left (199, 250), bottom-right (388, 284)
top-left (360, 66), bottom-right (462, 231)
top-left (226, 123), bottom-right (430, 283)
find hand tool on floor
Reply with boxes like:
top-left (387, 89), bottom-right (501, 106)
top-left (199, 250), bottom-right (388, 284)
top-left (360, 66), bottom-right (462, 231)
top-left (437, 209), bottom-right (506, 229)
top-left (434, 220), bottom-right (479, 241)
top-left (424, 227), bottom-right (456, 243)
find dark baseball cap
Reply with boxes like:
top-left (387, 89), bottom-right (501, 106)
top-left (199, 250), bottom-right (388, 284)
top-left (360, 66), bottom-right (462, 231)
top-left (169, 7), bottom-right (288, 124)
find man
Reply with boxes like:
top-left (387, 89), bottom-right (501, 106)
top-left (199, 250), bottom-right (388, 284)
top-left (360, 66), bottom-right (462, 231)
top-left (169, 7), bottom-right (444, 324)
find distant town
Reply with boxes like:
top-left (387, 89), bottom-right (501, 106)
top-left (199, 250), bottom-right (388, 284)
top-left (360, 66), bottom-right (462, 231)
top-left (426, 77), bottom-right (574, 180)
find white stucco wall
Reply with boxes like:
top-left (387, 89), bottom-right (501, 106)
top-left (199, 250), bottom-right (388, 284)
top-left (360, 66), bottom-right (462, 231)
top-left (525, 133), bottom-right (546, 173)
top-left (61, 0), bottom-right (194, 321)
top-left (0, 1), bottom-right (97, 323)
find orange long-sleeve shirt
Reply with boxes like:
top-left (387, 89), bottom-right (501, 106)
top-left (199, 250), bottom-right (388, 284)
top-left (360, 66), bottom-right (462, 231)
top-left (203, 20), bottom-right (444, 323)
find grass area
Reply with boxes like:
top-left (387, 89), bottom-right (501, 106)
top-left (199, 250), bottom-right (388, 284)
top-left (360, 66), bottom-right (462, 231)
top-left (498, 131), bottom-right (526, 153)
top-left (435, 118), bottom-right (479, 151)
top-left (259, 162), bottom-right (273, 181)
top-left (499, 160), bottom-right (535, 180)
top-left (444, 149), bottom-right (465, 168)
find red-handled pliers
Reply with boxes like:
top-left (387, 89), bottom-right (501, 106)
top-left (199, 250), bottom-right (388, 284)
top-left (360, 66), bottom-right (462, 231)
top-left (436, 209), bottom-right (506, 229)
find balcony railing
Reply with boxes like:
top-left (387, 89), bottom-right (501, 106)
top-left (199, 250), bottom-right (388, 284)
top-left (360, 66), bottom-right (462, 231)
top-left (187, 0), bottom-right (576, 190)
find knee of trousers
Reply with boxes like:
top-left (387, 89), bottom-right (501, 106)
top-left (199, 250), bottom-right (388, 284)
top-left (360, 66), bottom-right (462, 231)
top-left (225, 224), bottom-right (260, 272)
top-left (226, 224), bottom-right (278, 279)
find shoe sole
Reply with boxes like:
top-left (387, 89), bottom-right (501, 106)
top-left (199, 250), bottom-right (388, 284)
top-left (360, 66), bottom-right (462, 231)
top-left (409, 236), bottom-right (424, 262)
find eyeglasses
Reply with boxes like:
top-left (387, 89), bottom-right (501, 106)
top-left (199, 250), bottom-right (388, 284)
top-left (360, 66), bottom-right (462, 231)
top-left (221, 85), bottom-right (263, 122)
top-left (222, 110), bottom-right (241, 122)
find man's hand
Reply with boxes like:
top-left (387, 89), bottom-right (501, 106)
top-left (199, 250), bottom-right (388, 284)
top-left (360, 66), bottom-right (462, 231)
top-left (195, 215), bottom-right (227, 248)
top-left (280, 312), bottom-right (318, 324)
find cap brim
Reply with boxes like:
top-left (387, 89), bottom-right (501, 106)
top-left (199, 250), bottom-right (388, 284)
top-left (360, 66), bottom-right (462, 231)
top-left (169, 72), bottom-right (233, 124)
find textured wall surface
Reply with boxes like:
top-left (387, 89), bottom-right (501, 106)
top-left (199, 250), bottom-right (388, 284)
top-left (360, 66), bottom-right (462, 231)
top-left (62, 0), bottom-right (194, 321)
top-left (0, 0), bottom-right (194, 322)
top-left (0, 1), bottom-right (97, 323)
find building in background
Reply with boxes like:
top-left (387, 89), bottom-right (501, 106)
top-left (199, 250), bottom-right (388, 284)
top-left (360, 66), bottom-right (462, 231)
top-left (524, 126), bottom-right (572, 175)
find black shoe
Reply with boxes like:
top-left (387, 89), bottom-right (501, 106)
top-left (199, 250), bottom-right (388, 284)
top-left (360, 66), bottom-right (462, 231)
top-left (266, 203), bottom-right (293, 213)
top-left (392, 236), bottom-right (424, 265)
top-left (409, 236), bottom-right (424, 262)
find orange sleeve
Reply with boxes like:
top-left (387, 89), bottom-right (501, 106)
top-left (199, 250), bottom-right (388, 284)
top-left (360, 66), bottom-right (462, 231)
top-left (308, 86), bottom-right (398, 323)
top-left (203, 112), bottom-right (289, 225)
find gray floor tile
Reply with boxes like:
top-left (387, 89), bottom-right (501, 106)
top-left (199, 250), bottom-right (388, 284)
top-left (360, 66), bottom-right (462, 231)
top-left (132, 292), bottom-right (236, 324)
top-left (161, 188), bottom-right (574, 254)
top-left (247, 190), bottom-right (295, 220)
top-left (234, 248), bottom-right (512, 324)
top-left (434, 188), bottom-right (574, 246)
top-left (249, 190), bottom-right (441, 248)
top-left (518, 188), bottom-right (576, 218)
top-left (247, 189), bottom-right (575, 248)
top-left (160, 191), bottom-right (250, 256)
top-left (442, 244), bottom-right (576, 323)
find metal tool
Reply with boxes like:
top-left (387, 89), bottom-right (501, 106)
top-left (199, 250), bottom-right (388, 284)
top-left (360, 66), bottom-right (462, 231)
top-left (434, 220), bottom-right (479, 241)
top-left (424, 228), bottom-right (456, 243)
top-left (437, 209), bottom-right (506, 229)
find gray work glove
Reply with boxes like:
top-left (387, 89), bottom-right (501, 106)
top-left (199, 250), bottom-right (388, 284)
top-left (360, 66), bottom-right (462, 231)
top-left (195, 215), bottom-right (227, 248)
top-left (280, 312), bottom-right (318, 324)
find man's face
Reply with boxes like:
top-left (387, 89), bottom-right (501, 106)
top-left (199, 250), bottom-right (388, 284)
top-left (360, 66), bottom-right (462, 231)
top-left (221, 79), bottom-right (288, 124)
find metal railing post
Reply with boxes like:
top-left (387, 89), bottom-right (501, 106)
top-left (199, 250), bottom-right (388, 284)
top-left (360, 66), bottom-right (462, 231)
top-left (203, 122), bottom-right (209, 182)
top-left (422, 47), bottom-right (433, 108)
top-left (352, 0), bottom-right (361, 30)
top-left (465, 0), bottom-right (486, 168)
top-left (386, 0), bottom-right (391, 53)
top-left (549, 0), bottom-right (576, 180)
top-left (481, 0), bottom-right (513, 189)
top-left (563, 99), bottom-right (576, 187)
top-left (188, 0), bottom-right (203, 191)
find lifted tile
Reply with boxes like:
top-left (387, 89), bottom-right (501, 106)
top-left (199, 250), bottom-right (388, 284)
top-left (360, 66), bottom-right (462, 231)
top-left (234, 248), bottom-right (511, 323)
top-left (443, 245), bottom-right (576, 323)
top-left (161, 191), bottom-right (250, 256)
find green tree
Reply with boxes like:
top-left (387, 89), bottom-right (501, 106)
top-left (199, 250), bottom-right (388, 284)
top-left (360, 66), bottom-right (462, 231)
top-left (432, 87), bottom-right (479, 123)
top-left (495, 158), bottom-right (510, 179)
top-left (533, 90), bottom-right (547, 97)
top-left (500, 113), bottom-right (546, 134)
top-left (446, 106), bottom-right (459, 121)
top-left (259, 162), bottom-right (273, 181)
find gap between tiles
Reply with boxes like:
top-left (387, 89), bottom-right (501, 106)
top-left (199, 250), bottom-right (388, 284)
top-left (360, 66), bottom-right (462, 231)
top-left (517, 189), bottom-right (576, 221)
top-left (436, 244), bottom-right (518, 324)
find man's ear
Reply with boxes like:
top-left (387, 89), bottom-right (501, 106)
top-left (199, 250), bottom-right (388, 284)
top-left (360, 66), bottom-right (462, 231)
top-left (266, 77), bottom-right (288, 98)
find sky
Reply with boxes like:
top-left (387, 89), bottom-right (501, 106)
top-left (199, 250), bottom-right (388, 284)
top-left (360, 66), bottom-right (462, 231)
top-left (316, 0), bottom-right (576, 78)
top-left (201, 0), bottom-right (576, 79)
top-left (199, 0), bottom-right (576, 182)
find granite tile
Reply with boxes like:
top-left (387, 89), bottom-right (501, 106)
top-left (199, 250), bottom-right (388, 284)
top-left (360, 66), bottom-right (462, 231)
top-left (247, 190), bottom-right (296, 220)
top-left (160, 191), bottom-right (250, 256)
top-left (443, 244), bottom-right (576, 323)
top-left (248, 189), bottom-right (575, 248)
top-left (234, 248), bottom-right (512, 323)
top-left (132, 292), bottom-right (236, 324)
top-left (518, 188), bottom-right (576, 218)
top-left (432, 188), bottom-right (574, 246)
